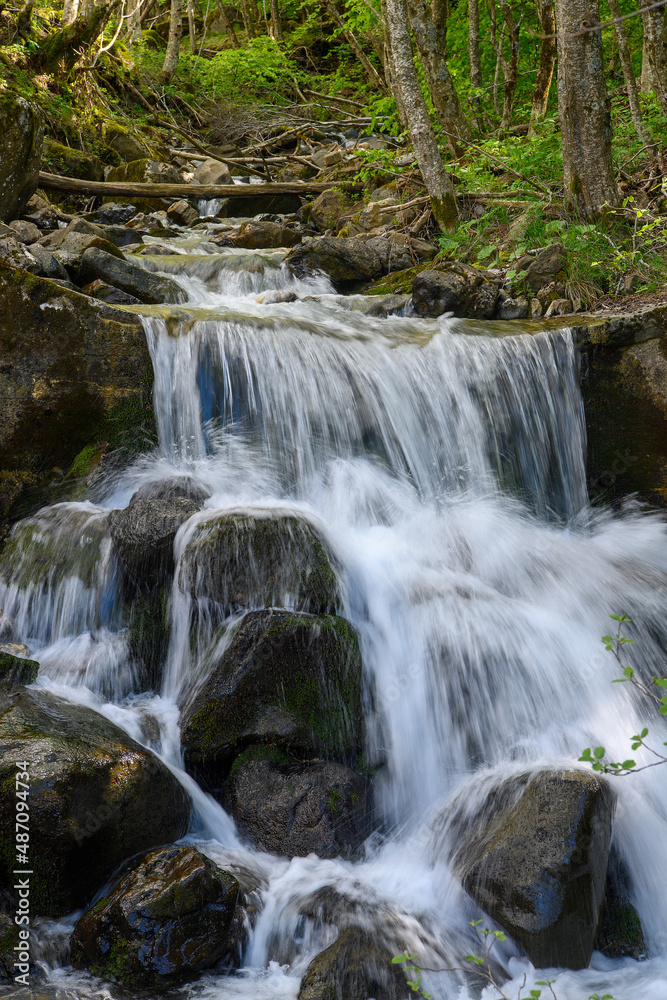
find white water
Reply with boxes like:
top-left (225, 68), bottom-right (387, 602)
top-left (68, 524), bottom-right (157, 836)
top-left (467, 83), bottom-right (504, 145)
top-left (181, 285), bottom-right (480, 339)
top-left (2, 227), bottom-right (667, 1000)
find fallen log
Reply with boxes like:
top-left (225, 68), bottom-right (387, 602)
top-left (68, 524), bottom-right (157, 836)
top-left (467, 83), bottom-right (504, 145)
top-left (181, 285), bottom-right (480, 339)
top-left (38, 172), bottom-right (363, 200)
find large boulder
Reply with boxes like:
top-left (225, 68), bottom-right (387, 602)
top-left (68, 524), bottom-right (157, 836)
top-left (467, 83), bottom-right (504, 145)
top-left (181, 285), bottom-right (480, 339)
top-left (298, 927), bottom-right (408, 1000)
top-left (285, 237), bottom-right (383, 288)
top-left (454, 769), bottom-right (614, 970)
top-left (70, 845), bottom-right (240, 987)
top-left (412, 265), bottom-right (499, 319)
top-left (178, 508), bottom-right (340, 615)
top-left (224, 750), bottom-right (370, 859)
top-left (232, 220), bottom-right (301, 250)
top-left (0, 652), bottom-right (39, 686)
top-left (0, 687), bottom-right (191, 915)
top-left (0, 94), bottom-right (43, 223)
top-left (524, 244), bottom-right (567, 293)
top-left (308, 190), bottom-right (363, 233)
top-left (41, 137), bottom-right (104, 182)
top-left (194, 157), bottom-right (233, 186)
top-left (182, 608), bottom-right (363, 774)
top-left (80, 247), bottom-right (184, 304)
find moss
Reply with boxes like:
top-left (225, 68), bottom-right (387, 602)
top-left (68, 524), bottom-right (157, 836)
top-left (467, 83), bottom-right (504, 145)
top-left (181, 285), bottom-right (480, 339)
top-left (42, 137), bottom-right (103, 182)
top-left (0, 653), bottom-right (39, 684)
top-left (228, 744), bottom-right (293, 779)
top-left (91, 937), bottom-right (140, 984)
top-left (127, 587), bottom-right (170, 690)
top-left (358, 263), bottom-right (431, 297)
top-left (596, 900), bottom-right (646, 960)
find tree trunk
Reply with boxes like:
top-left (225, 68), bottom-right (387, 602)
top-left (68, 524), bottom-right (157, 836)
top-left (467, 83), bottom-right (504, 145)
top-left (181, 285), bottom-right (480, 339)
top-left (16, 0), bottom-right (36, 35)
top-left (213, 0), bottom-right (239, 46)
top-left (608, 0), bottom-right (650, 143)
top-left (498, 0), bottom-right (519, 129)
top-left (408, 0), bottom-right (473, 155)
top-left (324, 0), bottom-right (386, 90)
top-left (269, 0), bottom-right (282, 39)
top-left (38, 0), bottom-right (121, 72)
top-left (61, 0), bottom-right (79, 25)
top-left (554, 0), bottom-right (618, 214)
top-left (187, 0), bottom-right (197, 52)
top-left (381, 15), bottom-right (410, 129)
top-left (126, 0), bottom-right (142, 42)
top-left (468, 0), bottom-right (483, 86)
top-left (640, 0), bottom-right (667, 115)
top-left (529, 0), bottom-right (555, 131)
top-left (382, 0), bottom-right (457, 230)
top-left (159, 0), bottom-right (183, 83)
top-left (240, 0), bottom-right (255, 37)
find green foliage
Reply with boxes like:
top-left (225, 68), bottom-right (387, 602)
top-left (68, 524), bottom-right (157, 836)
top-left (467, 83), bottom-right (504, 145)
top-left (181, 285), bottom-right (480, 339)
top-left (580, 614), bottom-right (667, 775)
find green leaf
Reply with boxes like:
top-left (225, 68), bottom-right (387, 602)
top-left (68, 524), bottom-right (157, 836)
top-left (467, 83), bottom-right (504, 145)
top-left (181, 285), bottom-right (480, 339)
top-left (477, 244), bottom-right (496, 260)
top-left (653, 677), bottom-right (667, 688)
top-left (594, 746), bottom-right (606, 759)
top-left (622, 760), bottom-right (636, 769)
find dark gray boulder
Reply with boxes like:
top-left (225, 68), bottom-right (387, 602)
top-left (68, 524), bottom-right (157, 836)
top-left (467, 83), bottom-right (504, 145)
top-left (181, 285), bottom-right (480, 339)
top-left (525, 244), bottom-right (567, 293)
top-left (454, 769), bottom-right (615, 970)
top-left (285, 237), bottom-right (383, 287)
top-left (70, 845), bottom-right (241, 987)
top-left (233, 220), bottom-right (302, 249)
top-left (412, 265), bottom-right (499, 319)
top-left (225, 750), bottom-right (371, 859)
top-left (0, 687), bottom-right (191, 915)
top-left (182, 608), bottom-right (363, 772)
top-left (298, 927), bottom-right (408, 1000)
top-left (109, 495), bottom-right (200, 588)
top-left (0, 652), bottom-right (38, 686)
top-left (80, 247), bottom-right (184, 304)
top-left (178, 507), bottom-right (340, 615)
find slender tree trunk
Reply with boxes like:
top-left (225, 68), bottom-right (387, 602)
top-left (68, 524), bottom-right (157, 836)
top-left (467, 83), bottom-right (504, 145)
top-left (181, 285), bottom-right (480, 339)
top-left (381, 15), bottom-right (410, 129)
top-left (498, 0), bottom-right (519, 128)
top-left (554, 0), bottom-right (618, 214)
top-left (214, 0), bottom-right (239, 46)
top-left (529, 0), bottom-right (555, 131)
top-left (187, 0), bottom-right (197, 52)
top-left (408, 0), bottom-right (473, 155)
top-left (240, 0), bottom-right (255, 37)
top-left (468, 0), bottom-right (483, 85)
top-left (159, 0), bottom-right (182, 82)
top-left (126, 0), bottom-right (142, 41)
top-left (269, 0), bottom-right (282, 38)
top-left (640, 0), bottom-right (667, 115)
top-left (17, 0), bottom-right (36, 35)
top-left (324, 0), bottom-right (386, 90)
top-left (382, 0), bottom-right (457, 229)
top-left (608, 0), bottom-right (650, 143)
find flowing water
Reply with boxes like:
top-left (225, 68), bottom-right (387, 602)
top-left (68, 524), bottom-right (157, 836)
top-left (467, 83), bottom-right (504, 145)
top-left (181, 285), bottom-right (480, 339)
top-left (3, 222), bottom-right (667, 999)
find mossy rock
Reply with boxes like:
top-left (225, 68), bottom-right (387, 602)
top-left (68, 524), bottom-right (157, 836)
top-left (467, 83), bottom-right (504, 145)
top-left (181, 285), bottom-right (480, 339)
top-left (0, 652), bottom-right (38, 685)
top-left (298, 927), bottom-right (408, 1000)
top-left (0, 687), bottom-right (191, 916)
top-left (42, 137), bottom-right (104, 182)
top-left (127, 586), bottom-right (170, 690)
top-left (0, 93), bottom-right (43, 224)
top-left (71, 845), bottom-right (241, 987)
top-left (178, 507), bottom-right (340, 616)
top-left (182, 607), bottom-right (364, 778)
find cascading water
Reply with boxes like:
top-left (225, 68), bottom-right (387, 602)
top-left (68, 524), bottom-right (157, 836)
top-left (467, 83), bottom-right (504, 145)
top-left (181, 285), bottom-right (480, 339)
top-left (2, 224), bottom-right (667, 1000)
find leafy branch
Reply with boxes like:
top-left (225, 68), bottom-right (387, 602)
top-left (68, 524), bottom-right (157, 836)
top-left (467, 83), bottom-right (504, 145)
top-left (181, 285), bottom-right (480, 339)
top-left (580, 614), bottom-right (667, 775)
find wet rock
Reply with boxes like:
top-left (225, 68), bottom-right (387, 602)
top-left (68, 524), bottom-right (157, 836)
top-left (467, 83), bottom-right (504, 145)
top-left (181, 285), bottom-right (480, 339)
top-left (0, 94), bottom-right (43, 223)
top-left (194, 158), bottom-right (233, 186)
top-left (365, 236), bottom-right (413, 273)
top-left (455, 769), bottom-right (614, 970)
top-left (595, 851), bottom-right (645, 960)
top-left (42, 137), bottom-right (104, 182)
top-left (8, 220), bottom-right (41, 244)
top-left (178, 507), bottom-right (340, 614)
top-left (130, 475), bottom-right (211, 505)
top-left (285, 237), bottom-right (383, 288)
top-left (38, 228), bottom-right (126, 280)
top-left (0, 652), bottom-right (39, 685)
top-left (309, 190), bottom-right (362, 232)
top-left (71, 845), bottom-right (240, 987)
top-left (525, 244), bottom-right (567, 293)
top-left (232, 220), bottom-right (302, 249)
top-left (21, 192), bottom-right (58, 231)
top-left (0, 643), bottom-right (32, 659)
top-left (298, 927), bottom-right (408, 1000)
top-left (80, 247), bottom-right (184, 304)
top-left (81, 278), bottom-right (141, 305)
top-left (85, 203), bottom-right (138, 226)
top-left (225, 751), bottom-right (370, 859)
top-left (182, 607), bottom-right (363, 772)
top-left (0, 687), bottom-right (191, 915)
top-left (127, 585), bottom-right (170, 690)
top-left (497, 296), bottom-right (530, 320)
top-left (109, 494), bottom-right (201, 589)
top-left (413, 265), bottom-right (499, 319)
top-left (166, 199), bottom-right (199, 227)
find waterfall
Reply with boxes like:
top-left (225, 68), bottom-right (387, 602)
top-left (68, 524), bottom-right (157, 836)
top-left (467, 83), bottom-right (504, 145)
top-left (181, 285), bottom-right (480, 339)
top-left (3, 234), bottom-right (667, 1000)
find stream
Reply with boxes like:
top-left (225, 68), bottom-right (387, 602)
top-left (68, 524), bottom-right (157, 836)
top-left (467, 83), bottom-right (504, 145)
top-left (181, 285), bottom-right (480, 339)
top-left (3, 217), bottom-right (667, 999)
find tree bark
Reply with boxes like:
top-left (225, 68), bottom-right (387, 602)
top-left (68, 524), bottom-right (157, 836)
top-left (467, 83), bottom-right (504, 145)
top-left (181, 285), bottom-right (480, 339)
top-left (269, 0), bottom-right (282, 38)
top-left (640, 0), bottom-right (667, 115)
top-left (126, 0), bottom-right (142, 42)
top-left (468, 0), bottom-right (483, 86)
top-left (159, 0), bottom-right (183, 83)
top-left (213, 0), bottom-right (239, 46)
top-left (38, 172), bottom-right (364, 198)
top-left (608, 0), bottom-right (650, 143)
top-left (240, 0), bottom-right (256, 37)
top-left (38, 0), bottom-right (121, 72)
top-left (187, 0), bottom-right (197, 52)
top-left (498, 0), bottom-right (519, 128)
top-left (554, 0), bottom-right (618, 214)
top-left (382, 0), bottom-right (457, 230)
top-left (529, 0), bottom-right (555, 131)
top-left (61, 0), bottom-right (79, 24)
top-left (408, 0), bottom-right (473, 155)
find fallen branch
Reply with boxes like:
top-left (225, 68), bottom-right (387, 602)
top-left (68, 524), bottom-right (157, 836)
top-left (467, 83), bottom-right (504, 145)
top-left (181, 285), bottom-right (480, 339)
top-left (38, 171), bottom-right (363, 200)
